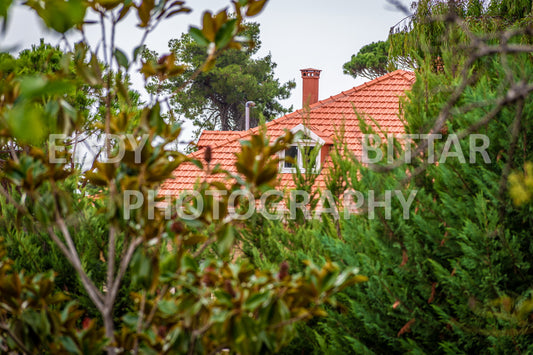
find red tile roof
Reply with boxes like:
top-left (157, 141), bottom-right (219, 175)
top-left (159, 70), bottom-right (415, 196)
top-left (197, 131), bottom-right (241, 148)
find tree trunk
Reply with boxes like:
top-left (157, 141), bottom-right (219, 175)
top-left (220, 105), bottom-right (229, 131)
top-left (104, 309), bottom-right (116, 355)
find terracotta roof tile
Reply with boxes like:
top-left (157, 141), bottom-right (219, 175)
top-left (159, 70), bottom-right (415, 196)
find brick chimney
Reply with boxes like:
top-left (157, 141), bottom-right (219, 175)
top-left (301, 68), bottom-right (321, 107)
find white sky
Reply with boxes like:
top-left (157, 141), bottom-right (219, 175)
top-left (1, 0), bottom-right (411, 143)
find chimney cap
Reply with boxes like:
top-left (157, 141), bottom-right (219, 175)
top-left (300, 68), bottom-right (321, 78)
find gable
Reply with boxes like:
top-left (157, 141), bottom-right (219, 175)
top-left (289, 123), bottom-right (331, 145)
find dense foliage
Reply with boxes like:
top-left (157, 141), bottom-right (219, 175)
top-left (243, 2), bottom-right (533, 354)
top-left (0, 1), bottom-right (364, 354)
top-left (389, 0), bottom-right (533, 69)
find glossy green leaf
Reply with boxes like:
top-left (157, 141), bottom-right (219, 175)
top-left (132, 45), bottom-right (144, 62)
top-left (158, 300), bottom-right (178, 315)
top-left (215, 19), bottom-right (237, 49)
top-left (7, 103), bottom-right (48, 145)
top-left (59, 335), bottom-right (80, 353)
top-left (190, 158), bottom-right (204, 170)
top-left (180, 254), bottom-right (198, 272)
top-left (217, 225), bottom-right (234, 255)
top-left (114, 48), bottom-right (129, 69)
top-left (244, 292), bottom-right (269, 310)
top-left (27, 0), bottom-right (87, 33)
top-left (189, 27), bottom-right (210, 46)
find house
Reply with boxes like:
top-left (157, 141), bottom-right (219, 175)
top-left (158, 69), bottom-right (415, 197)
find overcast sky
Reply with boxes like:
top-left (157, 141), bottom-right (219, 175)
top-left (1, 0), bottom-right (411, 142)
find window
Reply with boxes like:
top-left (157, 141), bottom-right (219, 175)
top-left (280, 124), bottom-right (324, 173)
top-left (283, 145), bottom-right (298, 169)
top-left (280, 143), bottom-right (320, 173)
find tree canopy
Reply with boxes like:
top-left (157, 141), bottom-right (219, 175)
top-left (343, 0), bottom-right (533, 78)
top-left (342, 40), bottom-right (390, 80)
top-left (146, 22), bottom-right (295, 139)
top-left (388, 0), bottom-right (533, 70)
top-left (0, 40), bottom-right (95, 139)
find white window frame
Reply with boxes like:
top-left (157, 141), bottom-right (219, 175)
top-left (279, 124), bottom-right (324, 174)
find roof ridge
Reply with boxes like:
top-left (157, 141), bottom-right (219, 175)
top-left (394, 69), bottom-right (416, 82)
top-left (191, 69), bottom-right (415, 154)
top-left (302, 69), bottom-right (414, 111)
top-left (201, 130), bottom-right (236, 133)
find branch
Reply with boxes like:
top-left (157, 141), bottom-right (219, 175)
top-left (0, 323), bottom-right (32, 354)
top-left (0, 185), bottom-right (27, 215)
top-left (188, 321), bottom-right (214, 355)
top-left (1, 174), bottom-right (107, 313)
top-left (143, 285), bottom-right (169, 329)
top-left (8, 143), bottom-right (19, 164)
top-left (106, 225), bottom-right (117, 299)
top-left (108, 237), bottom-right (143, 305)
top-left (47, 225), bottom-right (105, 311)
top-left (132, 290), bottom-right (146, 355)
top-left (99, 11), bottom-right (109, 66)
top-left (192, 237), bottom-right (216, 258)
top-left (386, 0), bottom-right (412, 16)
top-left (455, 83), bottom-right (533, 140)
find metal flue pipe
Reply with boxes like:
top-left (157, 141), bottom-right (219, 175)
top-left (245, 101), bottom-right (256, 130)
